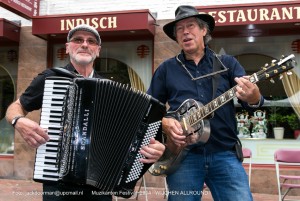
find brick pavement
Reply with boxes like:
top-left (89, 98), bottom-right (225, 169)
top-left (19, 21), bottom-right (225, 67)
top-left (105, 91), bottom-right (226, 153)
top-left (1, 179), bottom-right (300, 201)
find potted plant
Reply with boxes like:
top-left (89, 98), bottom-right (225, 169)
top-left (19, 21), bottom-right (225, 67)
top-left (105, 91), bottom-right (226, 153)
top-left (268, 112), bottom-right (285, 139)
top-left (269, 113), bottom-right (285, 127)
top-left (284, 113), bottom-right (300, 139)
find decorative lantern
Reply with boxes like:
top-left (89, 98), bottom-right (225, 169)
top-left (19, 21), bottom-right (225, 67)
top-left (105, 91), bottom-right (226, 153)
top-left (56, 48), bottom-right (68, 60)
top-left (7, 50), bottom-right (18, 62)
top-left (136, 45), bottom-right (150, 58)
top-left (291, 40), bottom-right (300, 53)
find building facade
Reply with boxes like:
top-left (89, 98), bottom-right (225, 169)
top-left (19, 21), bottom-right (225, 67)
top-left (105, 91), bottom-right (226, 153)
top-left (0, 0), bottom-right (299, 195)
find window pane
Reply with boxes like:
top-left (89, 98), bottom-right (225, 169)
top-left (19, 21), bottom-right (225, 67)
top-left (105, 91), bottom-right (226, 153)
top-left (0, 65), bottom-right (14, 154)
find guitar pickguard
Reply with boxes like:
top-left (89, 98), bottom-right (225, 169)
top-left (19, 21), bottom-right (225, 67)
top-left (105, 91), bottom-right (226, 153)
top-left (148, 99), bottom-right (210, 176)
top-left (169, 99), bottom-right (210, 146)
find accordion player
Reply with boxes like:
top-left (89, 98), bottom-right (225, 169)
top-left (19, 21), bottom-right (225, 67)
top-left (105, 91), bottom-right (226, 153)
top-left (33, 76), bottom-right (166, 198)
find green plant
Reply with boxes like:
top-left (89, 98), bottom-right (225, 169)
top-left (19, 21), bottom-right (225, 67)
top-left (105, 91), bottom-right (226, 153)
top-left (269, 113), bottom-right (285, 127)
top-left (284, 113), bottom-right (300, 130)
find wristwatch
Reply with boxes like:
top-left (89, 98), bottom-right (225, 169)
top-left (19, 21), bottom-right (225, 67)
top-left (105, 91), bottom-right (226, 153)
top-left (11, 116), bottom-right (24, 127)
top-left (247, 96), bottom-right (262, 108)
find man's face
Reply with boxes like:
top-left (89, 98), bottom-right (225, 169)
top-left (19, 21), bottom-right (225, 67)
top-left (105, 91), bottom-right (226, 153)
top-left (66, 31), bottom-right (101, 66)
top-left (175, 17), bottom-right (207, 54)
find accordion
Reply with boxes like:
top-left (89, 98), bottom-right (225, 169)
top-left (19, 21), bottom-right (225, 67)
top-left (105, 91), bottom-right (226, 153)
top-left (33, 76), bottom-right (166, 197)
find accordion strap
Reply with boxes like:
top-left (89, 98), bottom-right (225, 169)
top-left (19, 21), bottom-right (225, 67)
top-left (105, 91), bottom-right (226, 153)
top-left (51, 67), bottom-right (83, 78)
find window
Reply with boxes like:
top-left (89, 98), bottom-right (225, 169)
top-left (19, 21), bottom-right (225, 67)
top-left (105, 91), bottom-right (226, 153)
top-left (0, 65), bottom-right (14, 154)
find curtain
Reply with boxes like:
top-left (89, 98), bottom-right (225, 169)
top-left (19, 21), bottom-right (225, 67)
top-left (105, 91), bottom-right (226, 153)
top-left (127, 67), bottom-right (146, 92)
top-left (282, 69), bottom-right (300, 117)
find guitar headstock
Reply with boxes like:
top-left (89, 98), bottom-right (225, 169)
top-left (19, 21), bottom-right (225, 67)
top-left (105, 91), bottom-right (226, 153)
top-left (251, 54), bottom-right (296, 83)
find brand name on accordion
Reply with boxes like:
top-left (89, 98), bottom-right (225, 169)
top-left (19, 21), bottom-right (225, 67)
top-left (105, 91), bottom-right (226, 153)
top-left (80, 109), bottom-right (90, 150)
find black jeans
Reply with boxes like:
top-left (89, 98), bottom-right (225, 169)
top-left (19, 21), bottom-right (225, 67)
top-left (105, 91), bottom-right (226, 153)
top-left (43, 183), bottom-right (112, 201)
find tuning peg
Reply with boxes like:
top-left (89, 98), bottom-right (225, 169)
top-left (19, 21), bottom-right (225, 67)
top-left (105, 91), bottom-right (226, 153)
top-left (270, 78), bottom-right (275, 83)
top-left (279, 74), bottom-right (283, 80)
top-left (287, 71), bottom-right (293, 76)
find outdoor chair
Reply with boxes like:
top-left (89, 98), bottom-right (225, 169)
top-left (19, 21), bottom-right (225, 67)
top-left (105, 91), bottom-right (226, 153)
top-left (274, 148), bottom-right (300, 201)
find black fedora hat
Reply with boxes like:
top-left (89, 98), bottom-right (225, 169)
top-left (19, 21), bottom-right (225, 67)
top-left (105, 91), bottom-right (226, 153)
top-left (163, 5), bottom-right (215, 41)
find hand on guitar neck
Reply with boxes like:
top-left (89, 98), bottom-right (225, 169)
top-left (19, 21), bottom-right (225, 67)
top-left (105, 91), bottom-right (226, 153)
top-left (234, 75), bottom-right (261, 104)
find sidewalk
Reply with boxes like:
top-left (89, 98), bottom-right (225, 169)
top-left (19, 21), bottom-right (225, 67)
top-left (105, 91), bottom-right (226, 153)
top-left (0, 178), bottom-right (300, 201)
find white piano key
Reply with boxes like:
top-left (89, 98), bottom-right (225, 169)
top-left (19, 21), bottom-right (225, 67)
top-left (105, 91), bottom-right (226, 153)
top-left (47, 132), bottom-right (62, 137)
top-left (34, 166), bottom-right (58, 172)
top-left (40, 120), bottom-right (61, 126)
top-left (42, 99), bottom-right (65, 105)
top-left (42, 103), bottom-right (63, 110)
top-left (43, 92), bottom-right (67, 97)
top-left (45, 79), bottom-right (72, 85)
top-left (35, 161), bottom-right (57, 167)
top-left (34, 170), bottom-right (58, 176)
top-left (35, 157), bottom-right (57, 163)
top-left (47, 136), bottom-right (61, 141)
top-left (44, 88), bottom-right (68, 93)
top-left (40, 117), bottom-right (62, 122)
top-left (41, 109), bottom-right (63, 114)
top-left (42, 103), bottom-right (63, 108)
top-left (40, 124), bottom-right (62, 129)
top-left (38, 145), bottom-right (58, 151)
top-left (33, 174), bottom-right (59, 181)
top-left (36, 149), bottom-right (58, 155)
top-left (44, 83), bottom-right (70, 88)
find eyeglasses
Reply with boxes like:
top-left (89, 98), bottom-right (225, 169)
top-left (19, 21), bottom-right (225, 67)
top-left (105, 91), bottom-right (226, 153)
top-left (175, 21), bottom-right (197, 34)
top-left (69, 37), bottom-right (99, 46)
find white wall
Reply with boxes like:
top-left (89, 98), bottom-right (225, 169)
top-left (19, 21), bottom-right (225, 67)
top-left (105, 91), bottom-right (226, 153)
top-left (38, 0), bottom-right (294, 19)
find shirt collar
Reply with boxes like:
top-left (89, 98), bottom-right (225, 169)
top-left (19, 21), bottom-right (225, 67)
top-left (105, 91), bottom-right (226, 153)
top-left (65, 63), bottom-right (94, 78)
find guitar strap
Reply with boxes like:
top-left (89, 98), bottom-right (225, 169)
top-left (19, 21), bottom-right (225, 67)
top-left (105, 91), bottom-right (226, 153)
top-left (211, 54), bottom-right (244, 161)
top-left (212, 54), bottom-right (222, 99)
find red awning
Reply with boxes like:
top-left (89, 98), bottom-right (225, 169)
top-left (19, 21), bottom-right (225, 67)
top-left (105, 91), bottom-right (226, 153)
top-left (0, 18), bottom-right (20, 45)
top-left (32, 9), bottom-right (156, 42)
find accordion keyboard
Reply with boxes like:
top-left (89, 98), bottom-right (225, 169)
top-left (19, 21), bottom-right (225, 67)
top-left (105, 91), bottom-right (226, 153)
top-left (33, 77), bottom-right (72, 181)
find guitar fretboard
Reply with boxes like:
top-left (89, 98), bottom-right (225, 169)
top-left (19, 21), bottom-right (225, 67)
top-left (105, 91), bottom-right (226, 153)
top-left (186, 54), bottom-right (295, 127)
top-left (188, 85), bottom-right (239, 127)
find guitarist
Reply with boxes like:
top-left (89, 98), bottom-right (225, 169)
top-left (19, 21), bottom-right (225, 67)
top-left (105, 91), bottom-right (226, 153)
top-left (147, 5), bottom-right (264, 201)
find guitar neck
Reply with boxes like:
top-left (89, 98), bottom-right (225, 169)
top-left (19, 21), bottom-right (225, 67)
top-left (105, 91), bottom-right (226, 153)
top-left (186, 54), bottom-right (295, 127)
top-left (188, 83), bottom-right (241, 127)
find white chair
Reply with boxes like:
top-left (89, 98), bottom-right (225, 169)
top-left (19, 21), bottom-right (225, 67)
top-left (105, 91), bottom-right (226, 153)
top-left (242, 147), bottom-right (252, 187)
top-left (135, 175), bottom-right (148, 201)
top-left (114, 175), bottom-right (148, 201)
top-left (274, 149), bottom-right (300, 201)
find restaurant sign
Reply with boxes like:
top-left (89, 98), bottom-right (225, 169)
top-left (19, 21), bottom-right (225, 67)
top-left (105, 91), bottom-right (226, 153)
top-left (0, 0), bottom-right (39, 19)
top-left (199, 3), bottom-right (300, 26)
top-left (32, 10), bottom-right (155, 37)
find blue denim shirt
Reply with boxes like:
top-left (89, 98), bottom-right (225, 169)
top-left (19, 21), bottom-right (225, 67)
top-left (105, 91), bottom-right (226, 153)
top-left (147, 47), bottom-right (263, 152)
